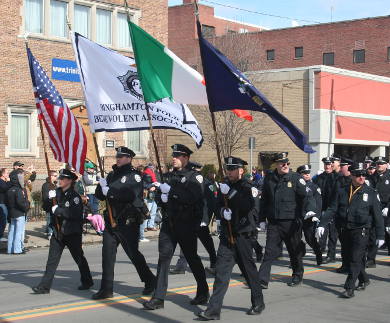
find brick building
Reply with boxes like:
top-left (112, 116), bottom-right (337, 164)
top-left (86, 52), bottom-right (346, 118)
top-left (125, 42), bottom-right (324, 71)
top-left (0, 0), bottom-right (168, 181)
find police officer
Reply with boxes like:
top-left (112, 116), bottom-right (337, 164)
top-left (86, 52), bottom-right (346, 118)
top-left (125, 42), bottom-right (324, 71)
top-left (365, 156), bottom-right (390, 267)
top-left (32, 169), bottom-right (93, 294)
top-left (143, 144), bottom-right (209, 310)
top-left (197, 157), bottom-right (264, 321)
top-left (316, 163), bottom-right (384, 298)
top-left (93, 146), bottom-right (156, 299)
top-left (258, 152), bottom-right (314, 288)
top-left (297, 164), bottom-right (323, 265)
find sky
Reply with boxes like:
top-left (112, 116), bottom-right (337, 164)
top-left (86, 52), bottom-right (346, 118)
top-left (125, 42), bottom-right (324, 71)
top-left (168, 0), bottom-right (390, 29)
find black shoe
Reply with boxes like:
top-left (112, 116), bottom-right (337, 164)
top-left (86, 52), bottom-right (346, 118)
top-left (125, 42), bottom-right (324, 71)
top-left (197, 310), bottom-right (220, 321)
top-left (92, 289), bottom-right (113, 300)
top-left (78, 282), bottom-right (93, 290)
top-left (190, 293), bottom-right (209, 305)
top-left (143, 298), bottom-right (164, 310)
top-left (246, 304), bottom-right (265, 315)
top-left (142, 279), bottom-right (156, 295)
top-left (316, 253), bottom-right (323, 266)
top-left (205, 267), bottom-right (216, 275)
top-left (341, 289), bottom-right (354, 298)
top-left (32, 286), bottom-right (50, 294)
top-left (336, 266), bottom-right (348, 274)
top-left (169, 268), bottom-right (185, 275)
top-left (356, 280), bottom-right (370, 291)
top-left (260, 282), bottom-right (268, 289)
top-left (256, 253), bottom-right (263, 262)
top-left (323, 256), bottom-right (336, 264)
top-left (287, 277), bottom-right (302, 287)
top-left (366, 260), bottom-right (376, 268)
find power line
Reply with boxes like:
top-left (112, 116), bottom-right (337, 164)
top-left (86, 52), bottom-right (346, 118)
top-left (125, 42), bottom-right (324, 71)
top-left (199, 0), bottom-right (322, 25)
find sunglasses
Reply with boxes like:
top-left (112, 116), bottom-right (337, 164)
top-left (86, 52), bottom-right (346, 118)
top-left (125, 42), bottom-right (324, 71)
top-left (352, 173), bottom-right (367, 178)
top-left (280, 162), bottom-right (290, 167)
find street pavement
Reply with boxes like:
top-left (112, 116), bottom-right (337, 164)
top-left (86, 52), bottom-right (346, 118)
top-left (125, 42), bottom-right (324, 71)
top-left (0, 234), bottom-right (389, 323)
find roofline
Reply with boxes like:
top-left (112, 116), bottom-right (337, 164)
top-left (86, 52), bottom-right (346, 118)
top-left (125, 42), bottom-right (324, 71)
top-left (213, 15), bottom-right (266, 30)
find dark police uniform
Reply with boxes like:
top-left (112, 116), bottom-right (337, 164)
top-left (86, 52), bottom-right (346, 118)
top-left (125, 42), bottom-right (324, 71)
top-left (198, 157), bottom-right (264, 321)
top-left (319, 163), bottom-right (384, 297)
top-left (93, 147), bottom-right (156, 299)
top-left (258, 152), bottom-right (313, 287)
top-left (33, 169), bottom-right (93, 294)
top-left (143, 144), bottom-right (208, 310)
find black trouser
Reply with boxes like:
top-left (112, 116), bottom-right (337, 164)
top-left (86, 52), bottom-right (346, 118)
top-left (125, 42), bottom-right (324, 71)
top-left (341, 228), bottom-right (369, 290)
top-left (258, 220), bottom-right (304, 284)
top-left (39, 233), bottom-right (92, 289)
top-left (366, 227), bottom-right (377, 262)
top-left (100, 222), bottom-right (155, 292)
top-left (153, 220), bottom-right (208, 300)
top-left (251, 233), bottom-right (263, 257)
top-left (302, 220), bottom-right (321, 256)
top-left (327, 221), bottom-right (339, 259)
top-left (206, 236), bottom-right (264, 315)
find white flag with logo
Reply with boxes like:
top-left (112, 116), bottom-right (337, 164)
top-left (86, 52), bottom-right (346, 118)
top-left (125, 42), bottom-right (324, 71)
top-left (71, 32), bottom-right (203, 147)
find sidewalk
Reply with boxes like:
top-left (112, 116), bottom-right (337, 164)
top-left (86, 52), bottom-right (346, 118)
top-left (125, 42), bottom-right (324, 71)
top-left (0, 220), bottom-right (160, 251)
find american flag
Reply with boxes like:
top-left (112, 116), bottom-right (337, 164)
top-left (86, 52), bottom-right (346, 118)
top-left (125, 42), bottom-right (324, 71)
top-left (27, 48), bottom-right (87, 174)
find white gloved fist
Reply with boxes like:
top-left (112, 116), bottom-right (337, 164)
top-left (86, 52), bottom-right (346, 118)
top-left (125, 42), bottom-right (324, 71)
top-left (382, 208), bottom-right (388, 217)
top-left (376, 239), bottom-right (385, 248)
top-left (161, 193), bottom-right (168, 203)
top-left (200, 222), bottom-right (207, 227)
top-left (223, 208), bottom-right (232, 221)
top-left (160, 183), bottom-right (171, 194)
top-left (102, 186), bottom-right (109, 196)
top-left (304, 211), bottom-right (316, 220)
top-left (312, 217), bottom-right (320, 222)
top-left (386, 227), bottom-right (390, 233)
top-left (219, 183), bottom-right (230, 195)
top-left (48, 190), bottom-right (56, 199)
top-left (315, 227), bottom-right (325, 239)
top-left (51, 205), bottom-right (58, 214)
top-left (259, 222), bottom-right (266, 231)
top-left (99, 178), bottom-right (107, 187)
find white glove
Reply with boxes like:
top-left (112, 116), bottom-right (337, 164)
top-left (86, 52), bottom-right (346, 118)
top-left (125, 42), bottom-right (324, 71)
top-left (219, 183), bottom-right (230, 195)
top-left (160, 183), bottom-right (171, 194)
top-left (216, 219), bottom-right (221, 227)
top-left (376, 239), bottom-right (385, 248)
top-left (382, 208), bottom-right (388, 217)
top-left (99, 178), bottom-right (107, 187)
top-left (304, 211), bottom-right (316, 220)
top-left (312, 217), bottom-right (320, 222)
top-left (48, 190), bottom-right (56, 199)
top-left (102, 186), bottom-right (109, 196)
top-left (259, 222), bottom-right (266, 231)
top-left (315, 227), bottom-right (325, 239)
top-left (386, 227), bottom-right (390, 233)
top-left (223, 208), bottom-right (232, 221)
top-left (161, 193), bottom-right (168, 203)
top-left (51, 205), bottom-right (58, 214)
top-left (153, 182), bottom-right (160, 187)
top-left (200, 222), bottom-right (207, 227)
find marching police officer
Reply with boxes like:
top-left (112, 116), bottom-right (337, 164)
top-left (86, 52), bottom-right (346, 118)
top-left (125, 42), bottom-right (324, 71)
top-left (258, 152), bottom-right (314, 288)
top-left (297, 164), bottom-right (323, 265)
top-left (143, 144), bottom-right (209, 310)
top-left (197, 157), bottom-right (264, 320)
top-left (316, 163), bottom-right (384, 298)
top-left (93, 146), bottom-right (156, 299)
top-left (32, 169), bottom-right (93, 294)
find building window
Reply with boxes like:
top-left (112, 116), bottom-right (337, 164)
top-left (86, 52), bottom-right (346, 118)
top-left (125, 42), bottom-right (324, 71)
top-left (10, 114), bottom-right (30, 152)
top-left (202, 24), bottom-right (215, 38)
top-left (353, 49), bottom-right (365, 63)
top-left (295, 46), bottom-right (303, 59)
top-left (117, 12), bottom-right (132, 49)
top-left (266, 49), bottom-right (275, 61)
top-left (74, 4), bottom-right (90, 38)
top-left (323, 52), bottom-right (334, 66)
top-left (227, 29), bottom-right (237, 34)
top-left (387, 47), bottom-right (390, 61)
top-left (127, 131), bottom-right (141, 153)
top-left (239, 28), bottom-right (248, 33)
top-left (96, 8), bottom-right (112, 45)
top-left (50, 0), bottom-right (68, 38)
top-left (24, 0), bottom-right (44, 34)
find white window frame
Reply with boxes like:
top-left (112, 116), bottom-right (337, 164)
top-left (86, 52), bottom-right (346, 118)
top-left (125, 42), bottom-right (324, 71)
top-left (23, 0), bottom-right (45, 36)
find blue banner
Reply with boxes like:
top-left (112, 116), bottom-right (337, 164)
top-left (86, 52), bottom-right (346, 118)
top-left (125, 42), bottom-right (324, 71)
top-left (51, 58), bottom-right (80, 82)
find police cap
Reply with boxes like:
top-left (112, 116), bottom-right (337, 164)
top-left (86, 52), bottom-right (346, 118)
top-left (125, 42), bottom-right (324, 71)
top-left (297, 164), bottom-right (311, 174)
top-left (13, 161), bottom-right (24, 167)
top-left (321, 157), bottom-right (332, 164)
top-left (348, 162), bottom-right (367, 177)
top-left (364, 156), bottom-right (374, 164)
top-left (373, 156), bottom-right (389, 164)
top-left (340, 157), bottom-right (353, 167)
top-left (171, 144), bottom-right (193, 157)
top-left (331, 154), bottom-right (341, 162)
top-left (224, 156), bottom-right (248, 170)
top-left (58, 168), bottom-right (78, 181)
top-left (274, 152), bottom-right (289, 163)
top-left (115, 146), bottom-right (136, 158)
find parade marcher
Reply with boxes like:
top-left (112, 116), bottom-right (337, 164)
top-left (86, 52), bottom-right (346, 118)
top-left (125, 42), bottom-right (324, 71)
top-left (197, 157), bottom-right (264, 320)
top-left (41, 170), bottom-right (58, 240)
top-left (258, 152), bottom-right (314, 288)
top-left (297, 164), bottom-right (323, 265)
top-left (93, 146), bottom-right (156, 299)
top-left (143, 144), bottom-right (209, 310)
top-left (32, 169), bottom-right (93, 293)
top-left (316, 163), bottom-right (384, 298)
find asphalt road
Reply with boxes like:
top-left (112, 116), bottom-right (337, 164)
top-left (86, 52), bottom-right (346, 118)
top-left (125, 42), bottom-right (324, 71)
top-left (0, 234), bottom-right (389, 323)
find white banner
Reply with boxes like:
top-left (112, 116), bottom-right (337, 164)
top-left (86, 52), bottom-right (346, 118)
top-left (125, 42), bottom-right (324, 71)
top-left (71, 32), bottom-right (203, 147)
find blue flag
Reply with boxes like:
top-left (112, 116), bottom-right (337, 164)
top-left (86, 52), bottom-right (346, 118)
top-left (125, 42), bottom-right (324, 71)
top-left (196, 21), bottom-right (315, 154)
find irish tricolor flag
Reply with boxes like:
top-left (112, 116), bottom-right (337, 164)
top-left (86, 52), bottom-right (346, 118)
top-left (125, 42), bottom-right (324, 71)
top-left (128, 20), bottom-right (208, 105)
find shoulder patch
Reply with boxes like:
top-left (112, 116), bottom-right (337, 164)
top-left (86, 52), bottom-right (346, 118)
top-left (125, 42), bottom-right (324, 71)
top-left (65, 201), bottom-right (70, 207)
top-left (134, 174), bottom-right (141, 183)
top-left (196, 175), bottom-right (203, 183)
top-left (299, 178), bottom-right (306, 185)
top-left (251, 187), bottom-right (259, 197)
top-left (209, 185), bottom-right (214, 192)
top-left (73, 197), bottom-right (80, 205)
top-left (121, 176), bottom-right (127, 183)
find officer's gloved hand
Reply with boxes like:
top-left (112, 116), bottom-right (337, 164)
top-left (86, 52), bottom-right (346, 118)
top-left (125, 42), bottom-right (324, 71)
top-left (48, 190), bottom-right (56, 199)
top-left (376, 239), bottom-right (385, 248)
top-left (102, 186), bottom-right (109, 196)
top-left (200, 222), bottom-right (207, 227)
top-left (315, 227), bottom-right (325, 239)
top-left (99, 178), bottom-right (107, 187)
top-left (223, 208), bottom-right (232, 221)
top-left (386, 227), bottom-right (390, 234)
top-left (161, 193), bottom-right (168, 203)
top-left (153, 182), bottom-right (160, 187)
top-left (304, 211), bottom-right (316, 220)
top-left (259, 222), bottom-right (266, 231)
top-left (312, 216), bottom-right (320, 222)
top-left (52, 205), bottom-right (58, 214)
top-left (382, 208), bottom-right (388, 217)
top-left (220, 183), bottom-right (230, 195)
top-left (160, 183), bottom-right (171, 194)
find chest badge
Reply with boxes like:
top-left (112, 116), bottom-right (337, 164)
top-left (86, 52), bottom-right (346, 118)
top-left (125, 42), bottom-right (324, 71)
top-left (363, 193), bottom-right (368, 202)
top-left (74, 197), bottom-right (80, 205)
top-left (134, 174), bottom-right (141, 182)
top-left (181, 177), bottom-right (186, 183)
top-left (196, 175), bottom-right (203, 183)
top-left (121, 176), bottom-right (127, 183)
top-left (386, 180), bottom-right (389, 185)
top-left (251, 187), bottom-right (259, 197)
top-left (65, 201), bottom-right (70, 207)
top-left (287, 182), bottom-right (292, 188)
